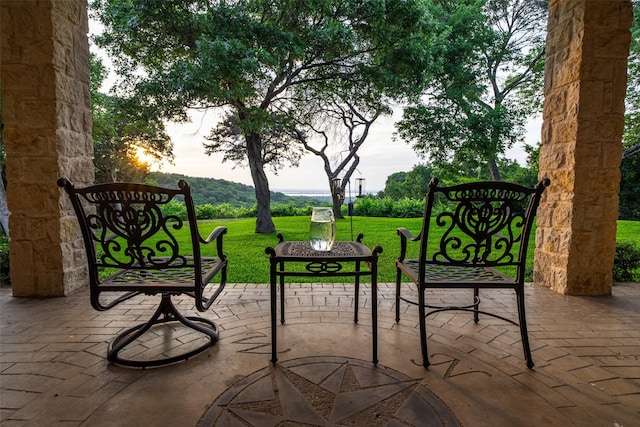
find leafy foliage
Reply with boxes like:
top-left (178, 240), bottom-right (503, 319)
top-left (0, 235), bottom-right (8, 285)
top-left (381, 159), bottom-right (538, 201)
top-left (396, 0), bottom-right (547, 181)
top-left (621, 1), bottom-right (640, 220)
top-left (0, 93), bottom-right (9, 235)
top-left (619, 154), bottom-right (640, 220)
top-left (613, 241), bottom-right (640, 282)
top-left (354, 197), bottom-right (424, 218)
top-left (383, 164), bottom-right (435, 200)
top-left (90, 54), bottom-right (173, 183)
top-left (625, 1), bottom-right (640, 122)
top-left (91, 0), bottom-right (438, 233)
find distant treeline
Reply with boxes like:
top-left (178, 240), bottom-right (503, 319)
top-left (147, 172), bottom-right (427, 219)
top-left (148, 172), bottom-right (330, 208)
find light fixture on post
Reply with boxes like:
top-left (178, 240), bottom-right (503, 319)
top-left (355, 178), bottom-right (366, 198)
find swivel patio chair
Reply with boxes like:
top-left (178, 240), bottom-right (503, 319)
top-left (395, 177), bottom-right (550, 369)
top-left (58, 178), bottom-right (228, 367)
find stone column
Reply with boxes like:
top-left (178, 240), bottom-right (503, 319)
top-left (1, 0), bottom-right (94, 296)
top-left (535, 0), bottom-right (632, 295)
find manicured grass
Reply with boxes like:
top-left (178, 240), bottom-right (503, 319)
top-left (198, 216), bottom-right (420, 283)
top-left (617, 220), bottom-right (640, 244)
top-left (194, 217), bottom-right (639, 284)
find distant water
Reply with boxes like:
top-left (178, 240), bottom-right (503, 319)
top-left (275, 189), bottom-right (379, 198)
top-left (275, 189), bottom-right (332, 198)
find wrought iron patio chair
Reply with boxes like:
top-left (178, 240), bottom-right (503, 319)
top-left (57, 178), bottom-right (228, 367)
top-left (395, 177), bottom-right (550, 369)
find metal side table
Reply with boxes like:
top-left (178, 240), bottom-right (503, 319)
top-left (265, 233), bottom-right (382, 364)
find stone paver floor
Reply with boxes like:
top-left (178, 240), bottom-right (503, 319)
top-left (1, 282), bottom-right (639, 426)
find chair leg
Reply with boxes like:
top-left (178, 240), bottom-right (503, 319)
top-left (280, 266), bottom-right (286, 325)
top-left (107, 293), bottom-right (218, 368)
top-left (473, 287), bottom-right (480, 323)
top-left (515, 288), bottom-right (534, 369)
top-left (395, 267), bottom-right (402, 322)
top-left (418, 285), bottom-right (430, 368)
top-left (354, 261), bottom-right (360, 324)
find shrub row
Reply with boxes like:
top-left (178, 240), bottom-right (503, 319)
top-left (162, 196), bottom-right (426, 221)
top-left (614, 241), bottom-right (640, 282)
top-left (353, 197), bottom-right (424, 218)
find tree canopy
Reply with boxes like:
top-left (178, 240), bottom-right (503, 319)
top-left (0, 96), bottom-right (7, 236)
top-left (396, 0), bottom-right (547, 181)
top-left (381, 155), bottom-right (538, 201)
top-left (620, 0), bottom-right (640, 220)
top-left (91, 0), bottom-right (438, 232)
top-left (90, 53), bottom-right (173, 183)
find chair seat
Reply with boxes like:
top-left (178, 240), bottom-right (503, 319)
top-left (399, 260), bottom-right (516, 288)
top-left (100, 257), bottom-right (226, 292)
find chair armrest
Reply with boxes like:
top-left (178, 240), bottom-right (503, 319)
top-left (397, 228), bottom-right (419, 242)
top-left (201, 226), bottom-right (227, 244)
top-left (397, 227), bottom-right (420, 261)
top-left (200, 226), bottom-right (228, 258)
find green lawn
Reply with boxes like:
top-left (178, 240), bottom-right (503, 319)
top-left (616, 220), bottom-right (640, 244)
top-left (195, 217), bottom-right (640, 284)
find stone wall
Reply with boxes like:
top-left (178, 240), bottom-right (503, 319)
top-left (1, 0), bottom-right (93, 296)
top-left (535, 0), bottom-right (632, 295)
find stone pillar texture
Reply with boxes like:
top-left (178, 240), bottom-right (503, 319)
top-left (535, 0), bottom-right (632, 295)
top-left (1, 0), bottom-right (94, 296)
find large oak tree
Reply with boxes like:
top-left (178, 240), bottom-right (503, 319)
top-left (91, 0), bottom-right (437, 232)
top-left (396, 0), bottom-right (547, 182)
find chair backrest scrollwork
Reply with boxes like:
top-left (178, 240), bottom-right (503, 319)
top-left (420, 178), bottom-right (550, 279)
top-left (58, 179), bottom-right (201, 278)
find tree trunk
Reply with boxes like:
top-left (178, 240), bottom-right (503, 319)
top-left (622, 142), bottom-right (640, 159)
top-left (331, 191), bottom-right (344, 219)
top-left (487, 157), bottom-right (502, 181)
top-left (246, 133), bottom-right (275, 233)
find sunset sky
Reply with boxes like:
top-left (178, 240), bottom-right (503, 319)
top-left (157, 109), bottom-right (540, 193)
